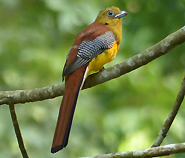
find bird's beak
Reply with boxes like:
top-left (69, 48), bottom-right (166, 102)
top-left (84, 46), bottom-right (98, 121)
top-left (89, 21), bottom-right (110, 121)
top-left (114, 11), bottom-right (127, 19)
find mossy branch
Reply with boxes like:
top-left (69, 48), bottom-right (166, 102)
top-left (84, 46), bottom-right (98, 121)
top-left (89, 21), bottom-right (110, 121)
top-left (79, 142), bottom-right (185, 158)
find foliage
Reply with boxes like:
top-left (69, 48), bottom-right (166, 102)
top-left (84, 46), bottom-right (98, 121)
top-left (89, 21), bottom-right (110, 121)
top-left (0, 0), bottom-right (185, 157)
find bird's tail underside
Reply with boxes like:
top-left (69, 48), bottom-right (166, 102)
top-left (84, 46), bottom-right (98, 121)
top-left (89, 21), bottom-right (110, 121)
top-left (51, 66), bottom-right (88, 153)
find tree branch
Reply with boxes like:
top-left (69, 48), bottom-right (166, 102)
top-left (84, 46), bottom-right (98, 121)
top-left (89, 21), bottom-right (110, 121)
top-left (0, 26), bottom-right (185, 105)
top-left (78, 143), bottom-right (185, 158)
top-left (152, 77), bottom-right (185, 147)
top-left (0, 84), bottom-right (64, 105)
top-left (9, 104), bottom-right (29, 158)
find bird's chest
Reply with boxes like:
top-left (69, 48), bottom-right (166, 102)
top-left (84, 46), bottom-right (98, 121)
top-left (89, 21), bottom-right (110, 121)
top-left (87, 41), bottom-right (118, 76)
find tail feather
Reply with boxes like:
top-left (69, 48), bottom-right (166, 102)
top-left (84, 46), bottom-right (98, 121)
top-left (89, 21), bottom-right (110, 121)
top-left (51, 65), bottom-right (88, 153)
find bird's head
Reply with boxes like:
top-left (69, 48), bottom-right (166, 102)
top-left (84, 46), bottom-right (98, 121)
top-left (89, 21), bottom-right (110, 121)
top-left (95, 6), bottom-right (127, 45)
top-left (95, 6), bottom-right (127, 26)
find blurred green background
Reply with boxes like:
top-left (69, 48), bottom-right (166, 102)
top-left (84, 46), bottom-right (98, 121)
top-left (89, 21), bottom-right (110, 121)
top-left (0, 0), bottom-right (185, 158)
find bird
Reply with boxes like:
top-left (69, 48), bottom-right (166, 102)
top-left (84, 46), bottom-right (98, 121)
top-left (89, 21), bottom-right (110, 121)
top-left (51, 6), bottom-right (127, 153)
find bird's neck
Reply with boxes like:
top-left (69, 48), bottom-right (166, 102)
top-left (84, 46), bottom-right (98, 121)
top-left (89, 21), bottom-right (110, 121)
top-left (106, 22), bottom-right (122, 46)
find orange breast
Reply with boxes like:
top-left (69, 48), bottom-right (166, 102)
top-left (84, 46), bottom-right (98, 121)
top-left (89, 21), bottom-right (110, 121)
top-left (87, 41), bottom-right (118, 76)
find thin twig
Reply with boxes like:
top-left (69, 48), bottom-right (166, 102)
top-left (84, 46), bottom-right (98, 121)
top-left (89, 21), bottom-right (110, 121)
top-left (152, 77), bottom-right (185, 147)
top-left (0, 26), bottom-right (185, 106)
top-left (79, 142), bottom-right (185, 158)
top-left (9, 104), bottom-right (29, 158)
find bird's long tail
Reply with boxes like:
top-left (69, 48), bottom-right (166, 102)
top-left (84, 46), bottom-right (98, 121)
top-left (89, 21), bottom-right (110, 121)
top-left (51, 66), bottom-right (88, 153)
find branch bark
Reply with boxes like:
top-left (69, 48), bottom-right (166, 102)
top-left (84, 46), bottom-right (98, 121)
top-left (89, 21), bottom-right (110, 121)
top-left (0, 26), bottom-right (185, 105)
top-left (152, 77), bottom-right (185, 147)
top-left (78, 143), bottom-right (185, 158)
top-left (9, 104), bottom-right (29, 158)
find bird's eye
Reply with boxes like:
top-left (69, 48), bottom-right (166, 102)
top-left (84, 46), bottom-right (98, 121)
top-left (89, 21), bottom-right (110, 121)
top-left (107, 10), bottom-right (114, 17)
